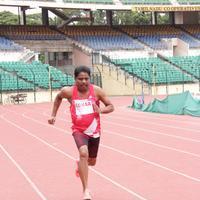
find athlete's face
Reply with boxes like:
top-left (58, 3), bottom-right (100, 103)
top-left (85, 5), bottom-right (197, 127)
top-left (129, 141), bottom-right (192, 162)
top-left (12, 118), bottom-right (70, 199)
top-left (75, 72), bottom-right (90, 92)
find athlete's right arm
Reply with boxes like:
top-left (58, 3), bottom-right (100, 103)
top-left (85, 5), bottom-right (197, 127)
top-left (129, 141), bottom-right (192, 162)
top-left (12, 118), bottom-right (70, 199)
top-left (48, 87), bottom-right (72, 125)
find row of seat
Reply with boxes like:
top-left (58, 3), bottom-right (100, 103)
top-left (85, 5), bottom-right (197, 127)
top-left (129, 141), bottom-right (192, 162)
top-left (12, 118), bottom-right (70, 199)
top-left (122, 0), bottom-right (170, 5)
top-left (177, 0), bottom-right (200, 4)
top-left (0, 25), bottom-right (66, 40)
top-left (1, 25), bottom-right (200, 51)
top-left (111, 57), bottom-right (195, 84)
top-left (60, 26), bottom-right (122, 36)
top-left (0, 37), bottom-right (23, 51)
top-left (74, 35), bottom-right (143, 50)
top-left (119, 26), bottom-right (200, 49)
top-left (63, 0), bottom-right (113, 3)
top-left (0, 61), bottom-right (74, 91)
top-left (167, 56), bottom-right (200, 79)
top-left (16, 0), bottom-right (200, 4)
top-left (1, 71), bottom-right (34, 91)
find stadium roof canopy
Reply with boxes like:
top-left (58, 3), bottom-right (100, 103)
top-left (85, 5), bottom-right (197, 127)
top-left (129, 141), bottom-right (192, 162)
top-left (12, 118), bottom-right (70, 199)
top-left (1, 0), bottom-right (200, 12)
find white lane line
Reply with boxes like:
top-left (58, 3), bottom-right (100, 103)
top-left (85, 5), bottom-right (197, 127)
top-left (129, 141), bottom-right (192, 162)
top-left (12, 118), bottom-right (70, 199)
top-left (24, 104), bottom-right (200, 135)
top-left (18, 112), bottom-right (200, 183)
top-left (41, 110), bottom-right (200, 158)
top-left (105, 115), bottom-right (200, 133)
top-left (101, 144), bottom-right (200, 183)
top-left (104, 130), bottom-right (200, 159)
top-left (0, 115), bottom-right (148, 200)
top-left (0, 144), bottom-right (48, 200)
top-left (46, 111), bottom-right (200, 143)
top-left (3, 107), bottom-right (200, 157)
top-left (103, 121), bottom-right (200, 143)
top-left (3, 108), bottom-right (200, 183)
top-left (118, 106), bottom-right (200, 125)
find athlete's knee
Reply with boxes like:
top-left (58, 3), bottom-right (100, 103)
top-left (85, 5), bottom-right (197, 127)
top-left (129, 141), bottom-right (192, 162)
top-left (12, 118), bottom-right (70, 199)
top-left (79, 146), bottom-right (89, 160)
top-left (88, 158), bottom-right (96, 166)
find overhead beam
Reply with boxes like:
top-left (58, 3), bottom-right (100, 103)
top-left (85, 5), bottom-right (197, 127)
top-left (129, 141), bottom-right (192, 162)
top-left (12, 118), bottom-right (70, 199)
top-left (57, 17), bottom-right (92, 28)
top-left (48, 8), bottom-right (69, 20)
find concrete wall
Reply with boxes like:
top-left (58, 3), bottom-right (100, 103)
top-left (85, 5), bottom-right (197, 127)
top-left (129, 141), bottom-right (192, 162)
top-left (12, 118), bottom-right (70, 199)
top-left (15, 40), bottom-right (73, 52)
top-left (1, 90), bottom-right (59, 105)
top-left (174, 12), bottom-right (199, 24)
top-left (183, 12), bottom-right (199, 24)
top-left (1, 82), bottom-right (199, 105)
top-left (172, 38), bottom-right (189, 56)
top-left (174, 12), bottom-right (184, 24)
top-left (154, 83), bottom-right (199, 95)
top-left (96, 64), bottom-right (149, 96)
top-left (189, 49), bottom-right (200, 56)
top-left (73, 47), bottom-right (92, 67)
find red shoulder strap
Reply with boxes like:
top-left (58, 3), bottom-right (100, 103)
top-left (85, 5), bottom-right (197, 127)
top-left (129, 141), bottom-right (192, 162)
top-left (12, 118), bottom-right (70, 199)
top-left (72, 86), bottom-right (78, 100)
top-left (89, 84), bottom-right (95, 97)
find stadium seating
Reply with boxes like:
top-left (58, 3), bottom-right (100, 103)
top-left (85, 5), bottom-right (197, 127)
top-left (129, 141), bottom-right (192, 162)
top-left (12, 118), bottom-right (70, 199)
top-left (63, 0), bottom-right (113, 4)
top-left (177, 0), bottom-right (200, 4)
top-left (0, 37), bottom-right (23, 51)
top-left (0, 25), bottom-right (66, 40)
top-left (60, 26), bottom-right (144, 50)
top-left (0, 71), bottom-right (33, 91)
top-left (0, 61), bottom-right (74, 91)
top-left (121, 0), bottom-right (171, 5)
top-left (111, 57), bottom-right (194, 84)
top-left (119, 25), bottom-right (200, 49)
top-left (180, 25), bottom-right (200, 40)
top-left (167, 56), bottom-right (200, 79)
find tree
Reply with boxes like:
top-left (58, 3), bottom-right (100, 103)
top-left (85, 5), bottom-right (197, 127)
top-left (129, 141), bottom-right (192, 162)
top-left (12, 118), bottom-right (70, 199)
top-left (0, 11), bottom-right (53, 25)
top-left (93, 10), bottom-right (106, 25)
top-left (157, 13), bottom-right (170, 24)
top-left (0, 11), bottom-right (19, 25)
top-left (113, 11), bottom-right (151, 25)
top-left (26, 13), bottom-right (42, 25)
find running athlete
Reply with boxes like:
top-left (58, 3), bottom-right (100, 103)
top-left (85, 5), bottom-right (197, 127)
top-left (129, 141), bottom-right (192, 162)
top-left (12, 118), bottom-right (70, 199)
top-left (48, 66), bottom-right (114, 200)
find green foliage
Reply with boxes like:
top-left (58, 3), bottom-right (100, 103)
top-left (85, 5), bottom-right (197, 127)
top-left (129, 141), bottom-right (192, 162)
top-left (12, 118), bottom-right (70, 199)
top-left (0, 11), bottom-right (19, 25)
top-left (39, 53), bottom-right (45, 63)
top-left (26, 13), bottom-right (42, 25)
top-left (0, 10), bottom-right (171, 26)
top-left (157, 13), bottom-right (170, 24)
top-left (93, 10), bottom-right (106, 25)
top-left (113, 11), bottom-right (151, 25)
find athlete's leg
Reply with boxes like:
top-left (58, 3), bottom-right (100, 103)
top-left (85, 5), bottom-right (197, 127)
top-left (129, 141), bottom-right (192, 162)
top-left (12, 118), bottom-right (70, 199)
top-left (78, 145), bottom-right (89, 192)
top-left (88, 157), bottom-right (96, 166)
top-left (73, 133), bottom-right (91, 199)
top-left (88, 136), bottom-right (100, 166)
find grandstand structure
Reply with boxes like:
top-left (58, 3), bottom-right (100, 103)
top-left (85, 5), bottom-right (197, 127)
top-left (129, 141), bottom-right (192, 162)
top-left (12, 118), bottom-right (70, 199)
top-left (0, 0), bottom-right (200, 103)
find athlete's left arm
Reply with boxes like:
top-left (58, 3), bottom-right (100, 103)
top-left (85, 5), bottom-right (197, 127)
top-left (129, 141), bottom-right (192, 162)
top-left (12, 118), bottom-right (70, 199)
top-left (94, 86), bottom-right (114, 114)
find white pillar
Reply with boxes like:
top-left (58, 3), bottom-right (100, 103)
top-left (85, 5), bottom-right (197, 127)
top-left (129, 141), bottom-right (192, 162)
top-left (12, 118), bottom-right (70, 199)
top-left (174, 12), bottom-right (183, 24)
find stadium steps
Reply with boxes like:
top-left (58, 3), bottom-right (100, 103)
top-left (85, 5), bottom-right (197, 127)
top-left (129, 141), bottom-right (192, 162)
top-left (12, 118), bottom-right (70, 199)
top-left (19, 50), bottom-right (37, 62)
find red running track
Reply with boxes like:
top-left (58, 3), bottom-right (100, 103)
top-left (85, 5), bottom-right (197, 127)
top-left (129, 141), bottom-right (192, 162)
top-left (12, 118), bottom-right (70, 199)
top-left (0, 96), bottom-right (200, 200)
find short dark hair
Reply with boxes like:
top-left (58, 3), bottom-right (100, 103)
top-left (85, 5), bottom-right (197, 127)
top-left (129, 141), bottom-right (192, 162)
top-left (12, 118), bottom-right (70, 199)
top-left (74, 66), bottom-right (91, 78)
